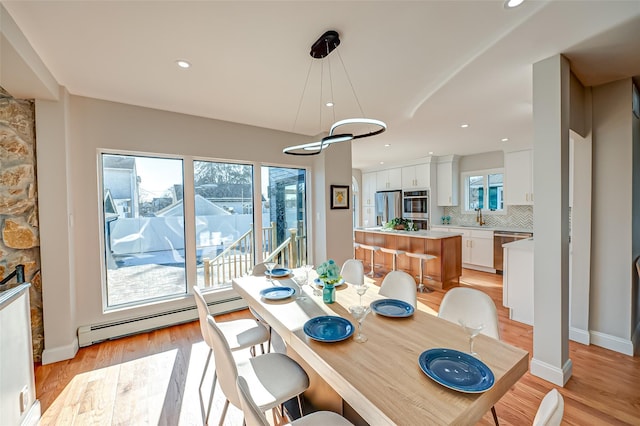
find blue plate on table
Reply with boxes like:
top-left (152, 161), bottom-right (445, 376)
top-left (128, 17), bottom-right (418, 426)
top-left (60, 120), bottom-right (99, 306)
top-left (259, 286), bottom-right (295, 300)
top-left (303, 316), bottom-right (354, 342)
top-left (371, 299), bottom-right (414, 317)
top-left (265, 268), bottom-right (292, 278)
top-left (313, 278), bottom-right (346, 287)
top-left (418, 348), bottom-right (494, 393)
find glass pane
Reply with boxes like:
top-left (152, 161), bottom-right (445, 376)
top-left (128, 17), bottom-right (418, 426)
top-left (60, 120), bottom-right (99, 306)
top-left (261, 166), bottom-right (308, 268)
top-left (467, 175), bottom-right (484, 210)
top-left (102, 154), bottom-right (185, 307)
top-left (194, 161), bottom-right (254, 288)
top-left (488, 173), bottom-right (504, 211)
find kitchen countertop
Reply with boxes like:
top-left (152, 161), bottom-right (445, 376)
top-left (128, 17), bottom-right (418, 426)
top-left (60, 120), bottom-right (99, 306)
top-left (502, 238), bottom-right (534, 250)
top-left (354, 226), bottom-right (462, 239)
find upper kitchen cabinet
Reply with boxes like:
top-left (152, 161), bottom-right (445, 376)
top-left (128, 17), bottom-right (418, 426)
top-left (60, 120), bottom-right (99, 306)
top-left (376, 168), bottom-right (402, 191)
top-left (402, 162), bottom-right (431, 189)
top-left (362, 172), bottom-right (377, 206)
top-left (504, 150), bottom-right (533, 205)
top-left (437, 155), bottom-right (459, 206)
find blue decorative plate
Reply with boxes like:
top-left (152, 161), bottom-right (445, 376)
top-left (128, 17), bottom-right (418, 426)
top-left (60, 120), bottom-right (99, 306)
top-left (303, 316), bottom-right (354, 342)
top-left (371, 299), bottom-right (414, 317)
top-left (259, 286), bottom-right (295, 300)
top-left (418, 348), bottom-right (494, 393)
top-left (265, 268), bottom-right (292, 278)
top-left (313, 278), bottom-right (346, 287)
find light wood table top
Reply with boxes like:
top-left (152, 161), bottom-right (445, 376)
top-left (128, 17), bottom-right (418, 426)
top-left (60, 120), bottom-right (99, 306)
top-left (232, 271), bottom-right (528, 425)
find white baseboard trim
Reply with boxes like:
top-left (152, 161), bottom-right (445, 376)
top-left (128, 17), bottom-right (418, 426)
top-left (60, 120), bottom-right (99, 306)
top-left (590, 330), bottom-right (634, 356)
top-left (21, 400), bottom-right (41, 426)
top-left (530, 357), bottom-right (573, 386)
top-left (41, 337), bottom-right (79, 365)
top-left (569, 326), bottom-right (590, 345)
top-left (461, 264), bottom-right (496, 274)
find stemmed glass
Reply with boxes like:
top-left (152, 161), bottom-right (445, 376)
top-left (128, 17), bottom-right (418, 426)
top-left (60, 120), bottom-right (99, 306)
top-left (293, 274), bottom-right (308, 301)
top-left (353, 282), bottom-right (369, 306)
top-left (349, 305), bottom-right (371, 343)
top-left (459, 320), bottom-right (484, 357)
top-left (264, 261), bottom-right (277, 284)
top-left (303, 264), bottom-right (320, 296)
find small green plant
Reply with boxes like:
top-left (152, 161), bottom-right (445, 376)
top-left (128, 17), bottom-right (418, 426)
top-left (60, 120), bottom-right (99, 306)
top-left (385, 217), bottom-right (417, 231)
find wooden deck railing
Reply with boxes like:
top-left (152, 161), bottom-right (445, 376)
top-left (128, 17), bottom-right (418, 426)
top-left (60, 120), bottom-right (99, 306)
top-left (202, 222), bottom-right (307, 287)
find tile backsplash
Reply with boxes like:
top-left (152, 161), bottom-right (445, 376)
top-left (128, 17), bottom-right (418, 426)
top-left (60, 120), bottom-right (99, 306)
top-left (441, 205), bottom-right (533, 229)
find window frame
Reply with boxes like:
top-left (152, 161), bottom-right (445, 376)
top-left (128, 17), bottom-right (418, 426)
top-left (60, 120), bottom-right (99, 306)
top-left (460, 168), bottom-right (505, 215)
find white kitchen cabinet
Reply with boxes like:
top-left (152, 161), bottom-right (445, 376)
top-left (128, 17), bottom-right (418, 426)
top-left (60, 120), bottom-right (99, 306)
top-left (502, 238), bottom-right (534, 325)
top-left (402, 163), bottom-right (431, 189)
top-left (361, 172), bottom-right (377, 227)
top-left (436, 155), bottom-right (459, 206)
top-left (376, 168), bottom-right (402, 191)
top-left (504, 150), bottom-right (533, 205)
top-left (453, 227), bottom-right (494, 270)
top-left (362, 172), bottom-right (376, 207)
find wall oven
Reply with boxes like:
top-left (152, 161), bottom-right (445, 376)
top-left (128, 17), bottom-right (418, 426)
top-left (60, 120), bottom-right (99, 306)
top-left (403, 190), bottom-right (429, 220)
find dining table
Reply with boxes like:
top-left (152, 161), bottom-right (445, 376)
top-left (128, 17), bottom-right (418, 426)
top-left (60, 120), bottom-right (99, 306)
top-left (232, 269), bottom-right (528, 425)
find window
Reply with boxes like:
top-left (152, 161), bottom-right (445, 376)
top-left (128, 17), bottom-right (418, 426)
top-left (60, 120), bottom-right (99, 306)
top-left (100, 153), bottom-right (310, 310)
top-left (462, 169), bottom-right (504, 213)
top-left (102, 154), bottom-right (186, 307)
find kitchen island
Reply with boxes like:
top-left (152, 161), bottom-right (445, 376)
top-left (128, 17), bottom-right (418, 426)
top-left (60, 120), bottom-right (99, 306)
top-left (354, 227), bottom-right (462, 289)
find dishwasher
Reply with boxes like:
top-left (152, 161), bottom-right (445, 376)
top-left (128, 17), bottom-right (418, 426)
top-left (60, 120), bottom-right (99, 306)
top-left (493, 231), bottom-right (533, 273)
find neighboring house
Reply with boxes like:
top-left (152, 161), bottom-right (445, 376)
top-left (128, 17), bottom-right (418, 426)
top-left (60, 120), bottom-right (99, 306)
top-left (102, 155), bottom-right (139, 218)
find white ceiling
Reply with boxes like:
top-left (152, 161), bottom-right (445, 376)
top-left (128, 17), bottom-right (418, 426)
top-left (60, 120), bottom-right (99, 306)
top-left (3, 1), bottom-right (640, 170)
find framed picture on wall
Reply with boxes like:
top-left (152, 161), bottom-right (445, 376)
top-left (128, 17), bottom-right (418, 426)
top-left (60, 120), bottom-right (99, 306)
top-left (330, 185), bottom-right (349, 209)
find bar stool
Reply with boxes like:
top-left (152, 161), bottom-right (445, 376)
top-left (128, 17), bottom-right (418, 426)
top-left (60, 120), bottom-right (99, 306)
top-left (379, 247), bottom-right (405, 272)
top-left (406, 252), bottom-right (436, 293)
top-left (359, 243), bottom-right (381, 277)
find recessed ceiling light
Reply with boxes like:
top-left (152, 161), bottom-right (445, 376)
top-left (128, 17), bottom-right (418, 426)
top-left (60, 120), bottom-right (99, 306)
top-left (460, 123), bottom-right (469, 128)
top-left (428, 151), bottom-right (434, 155)
top-left (501, 138), bottom-right (509, 142)
top-left (380, 161), bottom-right (385, 165)
top-left (384, 144), bottom-right (391, 147)
top-left (326, 101), bottom-right (334, 107)
top-left (504, 0), bottom-right (525, 8)
top-left (176, 60), bottom-right (191, 69)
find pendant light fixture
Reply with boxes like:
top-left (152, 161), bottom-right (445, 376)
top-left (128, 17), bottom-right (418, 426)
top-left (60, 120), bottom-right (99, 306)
top-left (283, 30), bottom-right (387, 156)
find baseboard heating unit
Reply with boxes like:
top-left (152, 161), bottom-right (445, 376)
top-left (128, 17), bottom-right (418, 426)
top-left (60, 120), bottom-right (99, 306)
top-left (78, 296), bottom-right (246, 347)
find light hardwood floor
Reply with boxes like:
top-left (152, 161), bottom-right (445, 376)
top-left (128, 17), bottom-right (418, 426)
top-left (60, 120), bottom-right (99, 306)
top-left (35, 269), bottom-right (640, 425)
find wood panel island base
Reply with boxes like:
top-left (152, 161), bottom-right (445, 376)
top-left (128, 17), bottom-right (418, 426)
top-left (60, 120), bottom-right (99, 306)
top-left (354, 228), bottom-right (462, 290)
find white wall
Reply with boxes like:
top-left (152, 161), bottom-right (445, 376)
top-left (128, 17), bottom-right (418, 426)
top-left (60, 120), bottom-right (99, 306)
top-left (591, 79), bottom-right (635, 355)
top-left (33, 94), bottom-right (354, 361)
top-left (458, 151), bottom-right (503, 172)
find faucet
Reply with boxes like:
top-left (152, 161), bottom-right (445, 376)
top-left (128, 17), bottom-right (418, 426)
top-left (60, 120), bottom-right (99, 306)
top-left (476, 208), bottom-right (485, 226)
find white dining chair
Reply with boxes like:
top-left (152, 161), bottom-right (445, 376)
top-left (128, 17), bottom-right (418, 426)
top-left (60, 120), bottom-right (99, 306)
top-left (532, 388), bottom-right (564, 426)
top-left (192, 286), bottom-right (269, 424)
top-left (249, 262), bottom-right (283, 353)
top-left (378, 270), bottom-right (417, 308)
top-left (206, 315), bottom-right (310, 425)
top-left (236, 376), bottom-right (354, 426)
top-left (438, 286), bottom-right (500, 424)
top-left (340, 259), bottom-right (364, 286)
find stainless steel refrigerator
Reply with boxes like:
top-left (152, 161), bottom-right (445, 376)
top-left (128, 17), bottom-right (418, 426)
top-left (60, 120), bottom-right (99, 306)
top-left (375, 190), bottom-right (402, 226)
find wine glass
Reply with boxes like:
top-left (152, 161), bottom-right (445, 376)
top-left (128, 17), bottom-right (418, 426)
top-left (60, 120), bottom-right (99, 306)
top-left (293, 274), bottom-right (307, 301)
top-left (304, 264), bottom-right (321, 296)
top-left (459, 320), bottom-right (484, 357)
top-left (349, 305), bottom-right (371, 343)
top-left (264, 261), bottom-right (277, 284)
top-left (353, 282), bottom-right (369, 306)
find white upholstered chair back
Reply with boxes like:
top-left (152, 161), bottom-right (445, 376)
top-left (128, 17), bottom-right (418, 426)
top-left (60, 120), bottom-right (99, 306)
top-left (379, 270), bottom-right (417, 308)
top-left (532, 389), bottom-right (564, 426)
top-left (438, 287), bottom-right (500, 339)
top-left (341, 259), bottom-right (364, 286)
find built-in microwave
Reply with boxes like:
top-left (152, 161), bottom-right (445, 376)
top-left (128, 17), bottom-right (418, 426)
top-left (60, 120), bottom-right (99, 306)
top-left (403, 190), bottom-right (429, 220)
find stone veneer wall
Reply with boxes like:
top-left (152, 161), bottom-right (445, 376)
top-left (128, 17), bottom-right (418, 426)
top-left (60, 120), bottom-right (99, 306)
top-left (0, 86), bottom-right (43, 362)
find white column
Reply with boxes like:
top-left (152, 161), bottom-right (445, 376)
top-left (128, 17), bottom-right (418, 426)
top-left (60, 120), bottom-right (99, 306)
top-left (531, 55), bottom-right (572, 386)
top-left (36, 87), bottom-right (79, 364)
